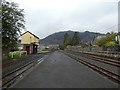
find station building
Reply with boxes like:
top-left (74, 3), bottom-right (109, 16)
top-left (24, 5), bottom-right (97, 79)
top-left (21, 31), bottom-right (40, 54)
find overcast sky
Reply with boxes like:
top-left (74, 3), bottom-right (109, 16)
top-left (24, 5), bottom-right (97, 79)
top-left (11, 0), bottom-right (119, 39)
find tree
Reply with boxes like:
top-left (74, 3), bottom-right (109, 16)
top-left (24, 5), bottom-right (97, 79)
top-left (63, 33), bottom-right (69, 45)
top-left (63, 33), bottom-right (72, 48)
top-left (2, 0), bottom-right (25, 56)
top-left (64, 37), bottom-right (72, 47)
top-left (71, 32), bottom-right (80, 46)
top-left (106, 41), bottom-right (117, 46)
top-left (96, 33), bottom-right (117, 46)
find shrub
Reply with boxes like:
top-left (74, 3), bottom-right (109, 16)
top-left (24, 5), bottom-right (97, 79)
top-left (9, 51), bottom-right (27, 58)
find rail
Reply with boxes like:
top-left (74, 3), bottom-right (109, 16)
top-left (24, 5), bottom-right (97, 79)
top-left (2, 59), bottom-right (37, 88)
top-left (68, 51), bottom-right (120, 67)
top-left (74, 50), bottom-right (120, 60)
top-left (61, 50), bottom-right (120, 84)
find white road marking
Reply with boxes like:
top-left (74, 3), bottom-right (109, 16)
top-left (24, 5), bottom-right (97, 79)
top-left (37, 58), bottom-right (44, 64)
top-left (38, 58), bottom-right (44, 62)
top-left (38, 60), bottom-right (44, 64)
top-left (37, 55), bottom-right (48, 64)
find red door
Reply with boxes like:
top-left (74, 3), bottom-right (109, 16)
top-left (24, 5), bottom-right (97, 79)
top-left (25, 46), bottom-right (30, 54)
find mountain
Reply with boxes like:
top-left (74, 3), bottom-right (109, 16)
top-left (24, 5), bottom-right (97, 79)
top-left (40, 30), bottom-right (105, 45)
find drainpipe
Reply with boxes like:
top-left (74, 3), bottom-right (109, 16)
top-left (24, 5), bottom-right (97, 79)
top-left (30, 37), bottom-right (31, 54)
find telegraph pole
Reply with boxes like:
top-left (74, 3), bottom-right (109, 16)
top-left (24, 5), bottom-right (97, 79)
top-left (118, 1), bottom-right (120, 45)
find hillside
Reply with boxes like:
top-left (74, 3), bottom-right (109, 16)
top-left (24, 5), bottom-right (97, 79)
top-left (40, 31), bottom-right (105, 45)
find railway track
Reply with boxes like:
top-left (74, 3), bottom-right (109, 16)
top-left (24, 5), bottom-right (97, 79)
top-left (2, 60), bottom-right (37, 89)
top-left (79, 51), bottom-right (120, 60)
top-left (61, 50), bottom-right (120, 84)
top-left (3, 53), bottom-right (49, 77)
top-left (67, 51), bottom-right (120, 67)
top-left (2, 52), bottom-right (51, 88)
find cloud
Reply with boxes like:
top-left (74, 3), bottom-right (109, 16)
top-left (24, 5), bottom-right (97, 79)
top-left (11, 0), bottom-right (119, 39)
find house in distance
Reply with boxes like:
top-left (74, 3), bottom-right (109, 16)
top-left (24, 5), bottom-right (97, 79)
top-left (21, 31), bottom-right (40, 54)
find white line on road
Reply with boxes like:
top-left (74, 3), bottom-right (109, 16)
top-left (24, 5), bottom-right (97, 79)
top-left (37, 57), bottom-right (45, 64)
top-left (38, 59), bottom-right (44, 64)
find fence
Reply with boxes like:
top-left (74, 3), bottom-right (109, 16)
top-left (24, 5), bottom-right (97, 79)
top-left (66, 46), bottom-right (120, 52)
